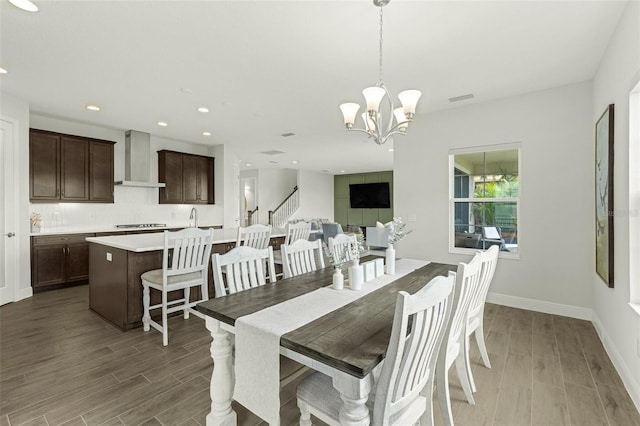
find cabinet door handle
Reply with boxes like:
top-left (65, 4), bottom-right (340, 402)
top-left (62, 247), bottom-right (66, 255)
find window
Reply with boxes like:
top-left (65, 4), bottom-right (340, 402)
top-left (449, 144), bottom-right (520, 257)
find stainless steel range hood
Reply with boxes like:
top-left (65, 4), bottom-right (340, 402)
top-left (114, 130), bottom-right (166, 188)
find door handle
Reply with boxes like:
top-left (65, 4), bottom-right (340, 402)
top-left (4, 232), bottom-right (15, 238)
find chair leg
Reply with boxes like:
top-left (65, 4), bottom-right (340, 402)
top-left (184, 287), bottom-right (190, 319)
top-left (465, 332), bottom-right (477, 394)
top-left (455, 353), bottom-right (475, 405)
top-left (475, 319), bottom-right (492, 369)
top-left (142, 284), bottom-right (150, 332)
top-left (436, 362), bottom-right (454, 426)
top-left (297, 398), bottom-right (312, 426)
top-left (162, 291), bottom-right (169, 346)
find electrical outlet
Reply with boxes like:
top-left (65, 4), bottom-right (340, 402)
top-left (106, 252), bottom-right (112, 262)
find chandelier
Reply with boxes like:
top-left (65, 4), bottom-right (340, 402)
top-left (339, 0), bottom-right (421, 146)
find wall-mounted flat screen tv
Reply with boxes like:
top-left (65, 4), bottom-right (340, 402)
top-left (349, 182), bottom-right (391, 208)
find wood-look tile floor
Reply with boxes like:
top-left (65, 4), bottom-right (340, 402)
top-left (1, 285), bottom-right (639, 426)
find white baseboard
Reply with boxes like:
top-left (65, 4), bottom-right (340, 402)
top-left (591, 312), bottom-right (640, 414)
top-left (486, 291), bottom-right (592, 320)
top-left (18, 287), bottom-right (33, 301)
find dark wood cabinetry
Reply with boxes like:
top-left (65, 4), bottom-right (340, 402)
top-left (89, 141), bottom-right (115, 202)
top-left (31, 234), bottom-right (93, 291)
top-left (30, 129), bottom-right (115, 203)
top-left (158, 150), bottom-right (214, 204)
top-left (30, 131), bottom-right (60, 200)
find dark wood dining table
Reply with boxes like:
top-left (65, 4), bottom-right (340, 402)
top-left (196, 257), bottom-right (456, 426)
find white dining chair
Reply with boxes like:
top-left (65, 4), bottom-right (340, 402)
top-left (327, 233), bottom-right (358, 264)
top-left (281, 239), bottom-right (325, 279)
top-left (465, 245), bottom-right (499, 392)
top-left (296, 274), bottom-right (455, 426)
top-left (436, 253), bottom-right (483, 425)
top-left (212, 246), bottom-right (277, 297)
top-left (141, 228), bottom-right (214, 346)
top-left (236, 224), bottom-right (272, 249)
top-left (274, 222), bottom-right (312, 268)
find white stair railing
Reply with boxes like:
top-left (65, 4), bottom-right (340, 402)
top-left (269, 186), bottom-right (299, 228)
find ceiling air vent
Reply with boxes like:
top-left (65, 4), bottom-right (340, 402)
top-left (260, 150), bottom-right (285, 156)
top-left (281, 132), bottom-right (296, 137)
top-left (448, 94), bottom-right (475, 102)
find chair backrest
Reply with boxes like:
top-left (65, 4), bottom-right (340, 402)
top-left (163, 227), bottom-right (215, 295)
top-left (442, 253), bottom-right (483, 363)
top-left (212, 246), bottom-right (276, 297)
top-left (373, 274), bottom-right (455, 425)
top-left (284, 221), bottom-right (311, 245)
top-left (468, 245), bottom-right (499, 318)
top-left (281, 239), bottom-right (325, 279)
top-left (236, 224), bottom-right (272, 249)
top-left (321, 222), bottom-right (343, 242)
top-left (327, 233), bottom-right (357, 264)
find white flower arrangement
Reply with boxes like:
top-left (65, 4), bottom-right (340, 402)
top-left (386, 217), bottom-right (412, 245)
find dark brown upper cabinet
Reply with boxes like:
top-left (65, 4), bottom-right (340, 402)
top-left (158, 150), bottom-right (214, 204)
top-left (30, 129), bottom-right (115, 203)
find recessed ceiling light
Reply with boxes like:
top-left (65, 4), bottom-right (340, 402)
top-left (180, 88), bottom-right (193, 93)
top-left (388, 148), bottom-right (394, 152)
top-left (0, 67), bottom-right (7, 74)
top-left (246, 163), bottom-right (252, 167)
top-left (197, 107), bottom-right (209, 113)
top-left (292, 160), bottom-right (299, 164)
top-left (157, 121), bottom-right (168, 127)
top-left (8, 0), bottom-right (38, 12)
top-left (340, 170), bottom-right (346, 173)
top-left (86, 105), bottom-right (101, 111)
top-left (202, 131), bottom-right (211, 136)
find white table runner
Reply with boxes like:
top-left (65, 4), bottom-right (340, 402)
top-left (233, 258), bottom-right (428, 425)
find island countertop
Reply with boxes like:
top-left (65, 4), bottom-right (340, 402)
top-left (86, 227), bottom-right (285, 252)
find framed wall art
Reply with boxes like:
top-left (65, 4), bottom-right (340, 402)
top-left (595, 104), bottom-right (614, 287)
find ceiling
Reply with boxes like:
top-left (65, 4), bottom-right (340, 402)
top-left (0, 0), bottom-right (627, 174)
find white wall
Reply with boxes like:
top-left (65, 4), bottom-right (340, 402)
top-left (217, 144), bottom-right (240, 228)
top-left (0, 91), bottom-right (31, 300)
top-left (591, 0), bottom-right (640, 411)
top-left (395, 81), bottom-right (594, 313)
top-left (28, 114), bottom-right (225, 230)
top-left (293, 169), bottom-right (334, 221)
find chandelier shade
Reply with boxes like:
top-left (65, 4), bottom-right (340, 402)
top-left (338, 0), bottom-right (421, 146)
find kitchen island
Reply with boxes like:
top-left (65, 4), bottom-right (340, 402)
top-left (87, 228), bottom-right (285, 330)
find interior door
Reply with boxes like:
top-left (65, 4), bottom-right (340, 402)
top-left (1, 118), bottom-right (17, 305)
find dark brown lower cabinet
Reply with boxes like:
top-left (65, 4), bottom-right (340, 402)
top-left (31, 234), bottom-right (94, 291)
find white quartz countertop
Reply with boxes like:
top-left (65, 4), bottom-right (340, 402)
top-left (86, 228), bottom-right (285, 252)
top-left (30, 224), bottom-right (223, 237)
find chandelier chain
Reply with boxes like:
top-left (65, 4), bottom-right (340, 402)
top-left (378, 6), bottom-right (384, 84)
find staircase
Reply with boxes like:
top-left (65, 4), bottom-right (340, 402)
top-left (269, 186), bottom-right (299, 228)
top-left (247, 206), bottom-right (259, 226)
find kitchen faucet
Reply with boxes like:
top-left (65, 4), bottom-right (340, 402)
top-left (189, 207), bottom-right (198, 228)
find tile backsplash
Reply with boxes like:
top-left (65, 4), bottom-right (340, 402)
top-left (29, 186), bottom-right (224, 233)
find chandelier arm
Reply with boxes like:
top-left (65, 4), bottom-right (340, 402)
top-left (346, 127), bottom-right (375, 137)
top-left (380, 129), bottom-right (408, 144)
